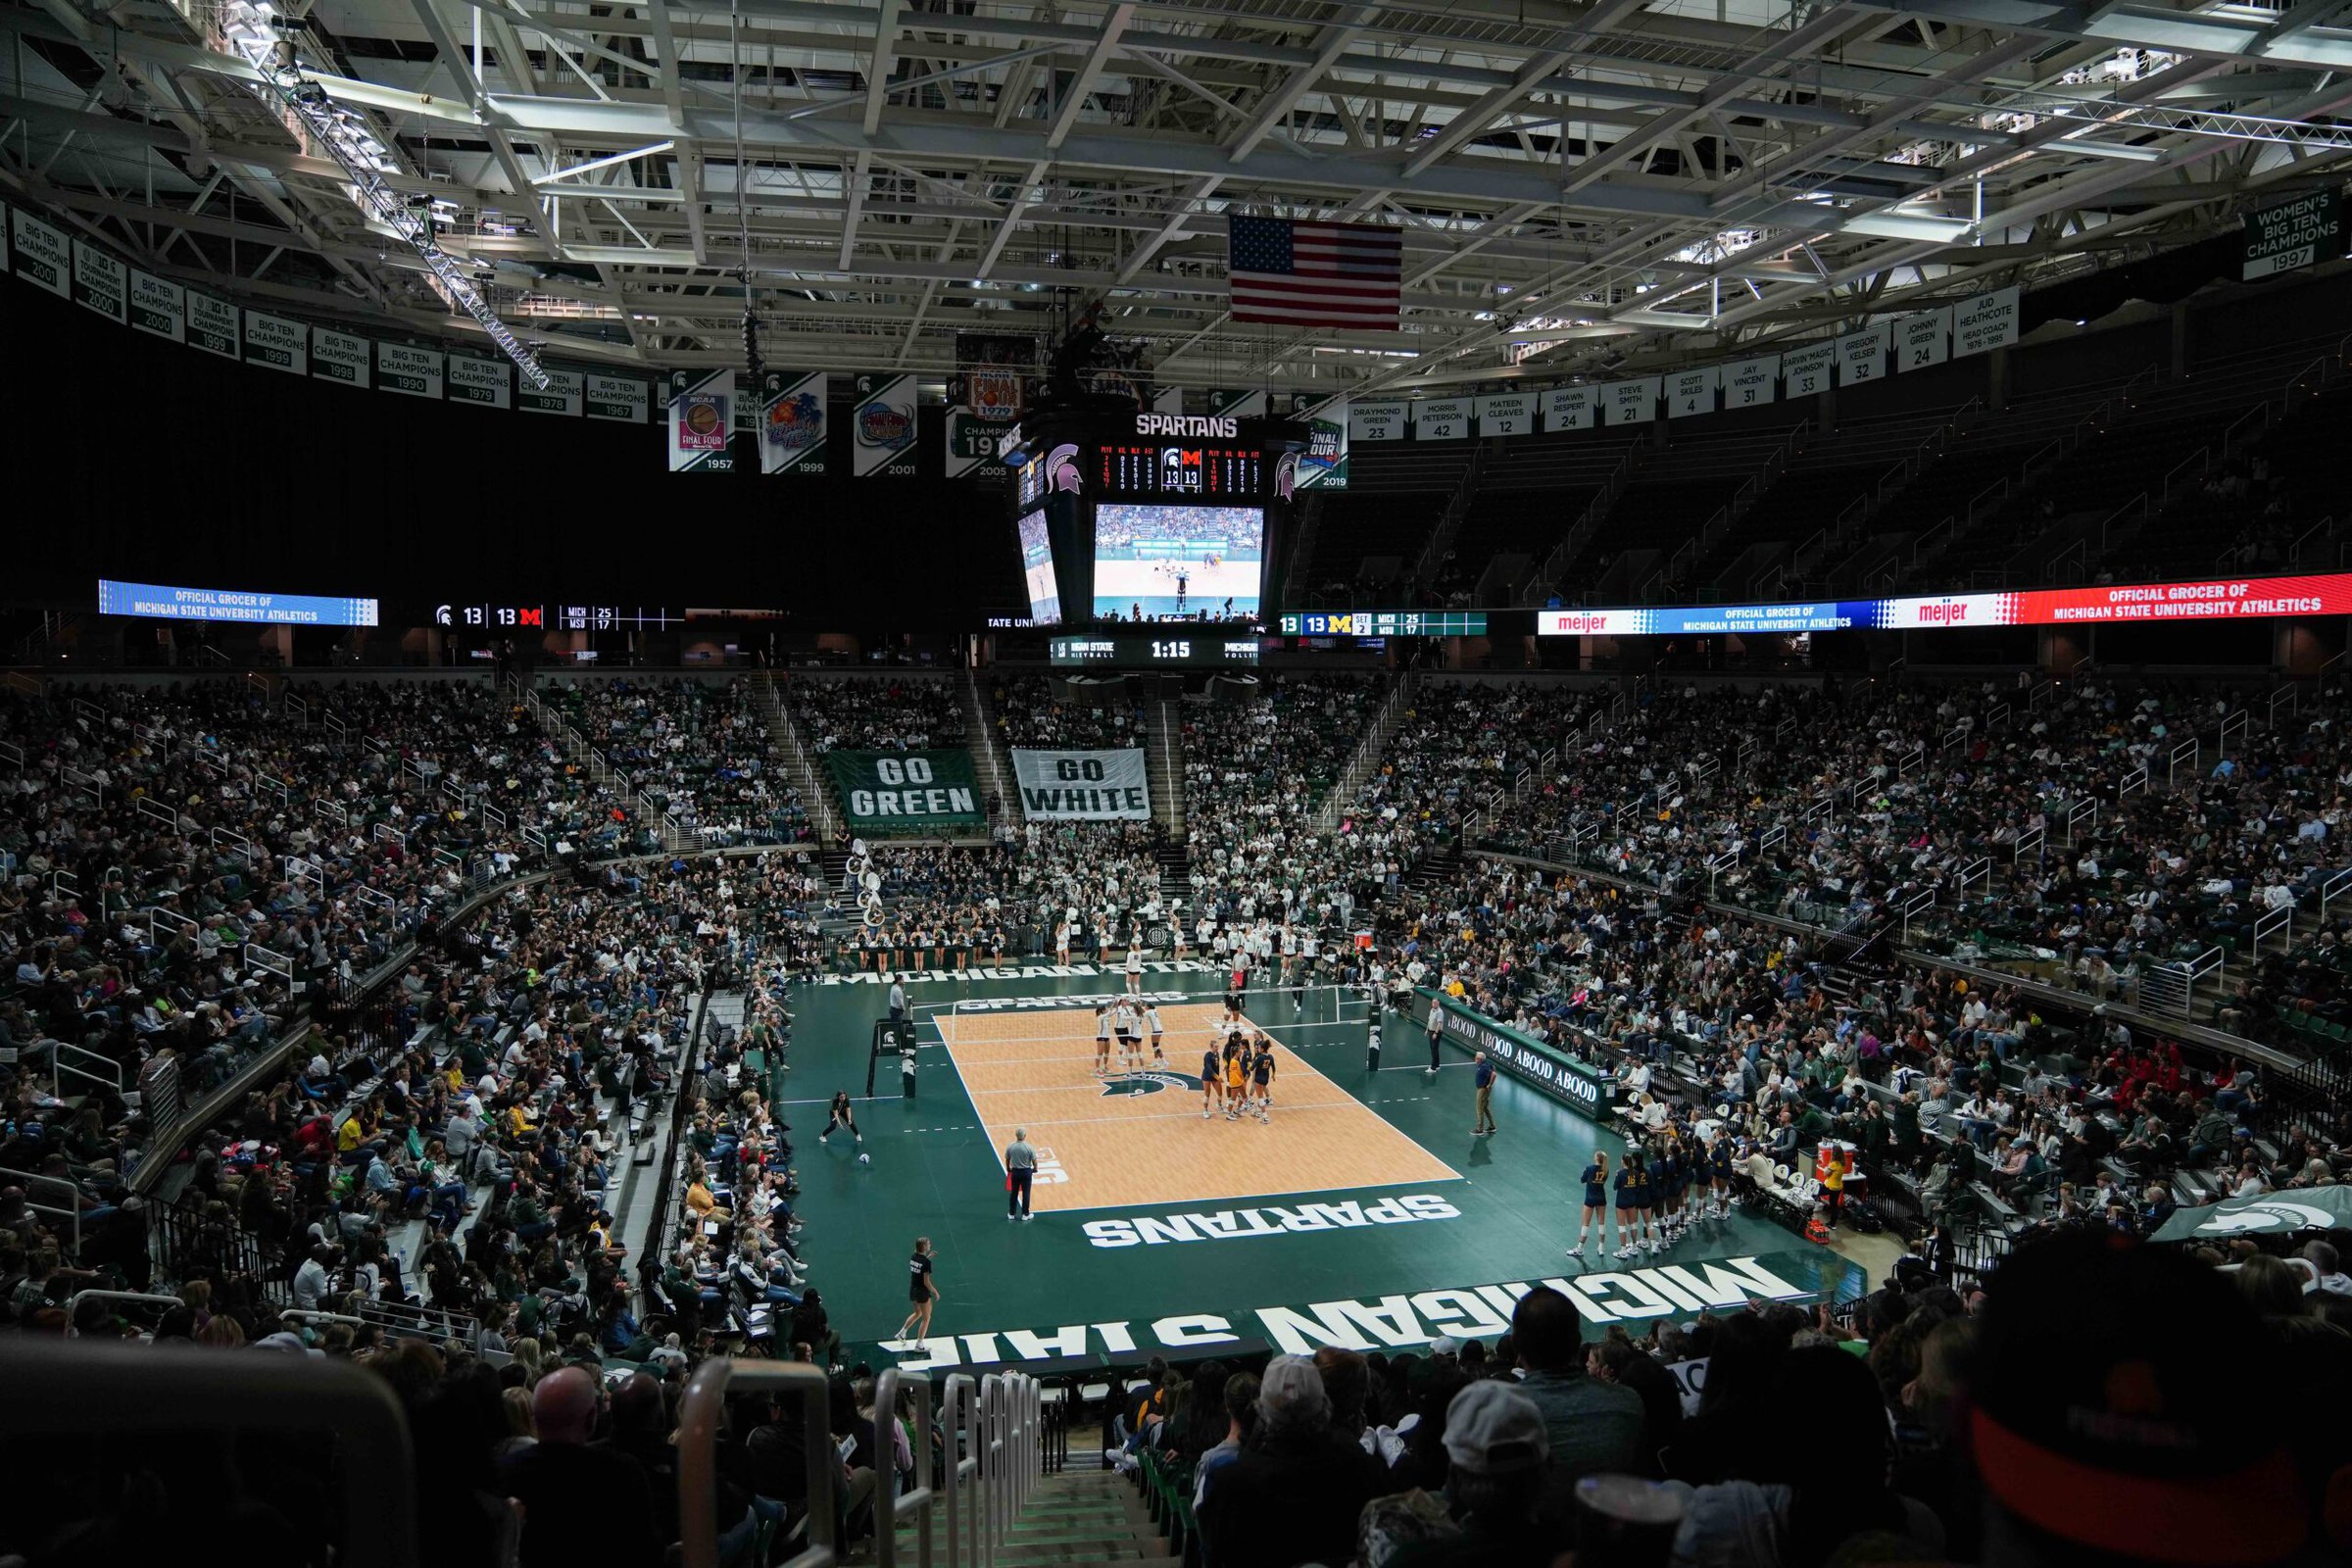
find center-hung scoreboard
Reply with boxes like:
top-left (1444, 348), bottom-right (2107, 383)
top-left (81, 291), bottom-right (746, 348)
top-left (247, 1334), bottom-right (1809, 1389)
top-left (1002, 406), bottom-right (1309, 632)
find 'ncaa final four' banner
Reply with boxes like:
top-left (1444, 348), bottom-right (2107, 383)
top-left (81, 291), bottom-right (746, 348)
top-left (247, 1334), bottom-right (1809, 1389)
top-left (824, 750), bottom-right (986, 833)
top-left (1011, 749), bottom-right (1151, 820)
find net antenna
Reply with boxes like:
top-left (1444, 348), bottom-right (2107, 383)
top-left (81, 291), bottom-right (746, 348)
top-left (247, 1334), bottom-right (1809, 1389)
top-left (731, 0), bottom-right (764, 399)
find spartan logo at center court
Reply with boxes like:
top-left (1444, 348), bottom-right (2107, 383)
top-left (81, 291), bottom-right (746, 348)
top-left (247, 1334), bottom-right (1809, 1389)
top-left (1100, 1069), bottom-right (1202, 1098)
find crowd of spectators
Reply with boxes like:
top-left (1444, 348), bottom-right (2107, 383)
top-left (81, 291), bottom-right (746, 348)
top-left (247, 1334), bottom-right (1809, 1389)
top-left (1122, 1222), bottom-right (2351, 1568)
top-left (546, 678), bottom-right (808, 847)
top-left (992, 675), bottom-right (1148, 752)
top-left (785, 675), bottom-right (965, 755)
top-left (839, 821), bottom-right (1167, 965)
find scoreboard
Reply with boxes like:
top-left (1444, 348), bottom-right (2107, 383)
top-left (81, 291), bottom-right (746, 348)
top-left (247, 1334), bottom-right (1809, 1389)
top-left (1050, 635), bottom-right (1264, 667)
top-left (1099, 444), bottom-right (1262, 498)
top-left (1280, 611), bottom-right (1489, 636)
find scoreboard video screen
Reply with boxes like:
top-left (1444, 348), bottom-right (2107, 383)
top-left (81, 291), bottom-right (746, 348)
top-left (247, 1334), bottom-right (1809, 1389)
top-left (1017, 509), bottom-right (1061, 625)
top-left (1092, 503), bottom-right (1264, 619)
top-left (1099, 444), bottom-right (1261, 497)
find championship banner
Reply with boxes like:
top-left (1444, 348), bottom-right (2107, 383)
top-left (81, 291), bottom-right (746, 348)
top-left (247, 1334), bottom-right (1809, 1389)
top-left (587, 373), bottom-right (649, 423)
top-left (520, 368), bottom-right (584, 417)
top-left (1298, 401), bottom-right (1348, 489)
top-left (243, 311), bottom-right (307, 376)
top-left (824, 750), bottom-right (986, 833)
top-left (668, 368), bottom-right (738, 472)
top-left (449, 354), bottom-right (512, 409)
top-left (378, 341), bottom-right (444, 399)
top-left (313, 326), bottom-right (371, 388)
top-left (2243, 188), bottom-right (2342, 281)
top-left (852, 372), bottom-right (918, 476)
top-left (9, 207), bottom-right (67, 299)
top-left (71, 238), bottom-right (124, 322)
top-left (1011, 749), bottom-right (1151, 820)
top-left (947, 333), bottom-right (1029, 481)
top-left (129, 270), bottom-right (184, 343)
top-left (760, 370), bottom-right (827, 474)
top-left (1349, 399), bottom-right (1409, 443)
top-left (186, 291), bottom-right (238, 360)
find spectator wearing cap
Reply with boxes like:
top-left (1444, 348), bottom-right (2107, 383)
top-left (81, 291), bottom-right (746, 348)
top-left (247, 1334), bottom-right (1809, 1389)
top-left (1507, 1286), bottom-right (1644, 1524)
top-left (1197, 1355), bottom-right (1385, 1568)
top-left (1369, 1380), bottom-right (1556, 1568)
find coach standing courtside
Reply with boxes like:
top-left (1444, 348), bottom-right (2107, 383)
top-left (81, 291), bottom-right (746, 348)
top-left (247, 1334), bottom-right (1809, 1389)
top-left (1005, 1127), bottom-right (1037, 1221)
top-left (1473, 1052), bottom-right (1498, 1137)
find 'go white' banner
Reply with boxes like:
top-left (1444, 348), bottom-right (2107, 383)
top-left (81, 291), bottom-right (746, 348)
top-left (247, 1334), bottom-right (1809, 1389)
top-left (1012, 749), bottom-right (1152, 820)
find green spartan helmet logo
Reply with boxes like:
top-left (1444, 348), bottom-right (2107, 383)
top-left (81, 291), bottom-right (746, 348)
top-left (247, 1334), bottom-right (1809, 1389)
top-left (1099, 1070), bottom-right (1201, 1098)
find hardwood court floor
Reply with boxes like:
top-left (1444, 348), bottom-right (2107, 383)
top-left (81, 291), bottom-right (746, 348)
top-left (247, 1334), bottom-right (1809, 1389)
top-left (937, 1002), bottom-right (1460, 1212)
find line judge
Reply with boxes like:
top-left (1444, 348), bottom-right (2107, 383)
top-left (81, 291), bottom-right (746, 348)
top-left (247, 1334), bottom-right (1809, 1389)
top-left (1005, 1126), bottom-right (1037, 1221)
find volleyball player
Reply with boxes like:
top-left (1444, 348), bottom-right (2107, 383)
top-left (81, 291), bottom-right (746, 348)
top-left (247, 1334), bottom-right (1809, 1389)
top-left (1223, 1039), bottom-right (1248, 1121)
top-left (1229, 942), bottom-right (1250, 1004)
top-left (1125, 939), bottom-right (1145, 997)
top-left (1613, 1145), bottom-right (1645, 1260)
top-left (819, 1090), bottom-right (860, 1146)
top-left (1093, 1004), bottom-right (1112, 1077)
top-left (1279, 924), bottom-right (1299, 1009)
top-left (1298, 926), bottom-right (1320, 1009)
top-left (1200, 1025), bottom-right (1225, 1119)
top-left (895, 1237), bottom-right (939, 1343)
top-left (1055, 920), bottom-right (1072, 966)
top-left (1568, 1151), bottom-right (1610, 1258)
top-left (1644, 1142), bottom-right (1672, 1254)
top-left (1708, 1130), bottom-right (1735, 1217)
top-left (1250, 1038), bottom-right (1276, 1122)
top-left (1145, 1002), bottom-right (1166, 1064)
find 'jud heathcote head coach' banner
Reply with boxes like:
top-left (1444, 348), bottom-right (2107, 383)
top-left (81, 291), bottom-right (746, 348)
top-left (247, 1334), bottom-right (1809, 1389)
top-left (1012, 749), bottom-right (1152, 820)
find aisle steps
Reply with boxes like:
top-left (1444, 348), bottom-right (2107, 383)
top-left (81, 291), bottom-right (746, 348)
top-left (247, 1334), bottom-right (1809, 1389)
top-left (885, 1471), bottom-right (1175, 1568)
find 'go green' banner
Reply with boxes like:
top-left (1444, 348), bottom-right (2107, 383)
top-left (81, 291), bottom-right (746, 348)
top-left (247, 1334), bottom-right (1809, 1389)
top-left (825, 750), bottom-right (986, 833)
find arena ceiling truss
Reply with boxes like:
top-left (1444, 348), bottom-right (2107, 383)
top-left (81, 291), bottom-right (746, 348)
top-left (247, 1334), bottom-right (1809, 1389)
top-left (6, 0), bottom-right (2352, 395)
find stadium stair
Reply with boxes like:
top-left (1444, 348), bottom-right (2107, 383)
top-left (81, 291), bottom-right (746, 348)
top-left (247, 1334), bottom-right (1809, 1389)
top-left (1145, 700), bottom-right (1186, 835)
top-left (753, 670), bottom-right (842, 843)
top-left (889, 1471), bottom-right (1178, 1568)
top-left (963, 668), bottom-right (1014, 820)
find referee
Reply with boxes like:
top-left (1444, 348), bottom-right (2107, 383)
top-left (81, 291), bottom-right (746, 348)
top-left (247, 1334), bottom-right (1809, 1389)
top-left (1004, 1127), bottom-right (1037, 1222)
top-left (1425, 996), bottom-right (1446, 1076)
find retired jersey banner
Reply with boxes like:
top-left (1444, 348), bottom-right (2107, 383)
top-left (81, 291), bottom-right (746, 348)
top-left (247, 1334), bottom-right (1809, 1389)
top-left (1724, 355), bottom-right (1778, 410)
top-left (1782, 341), bottom-right (1836, 398)
top-left (824, 750), bottom-right (985, 833)
top-left (852, 372), bottom-right (918, 476)
top-left (1954, 288), bottom-right (2019, 357)
top-left (72, 239), bottom-right (124, 322)
top-left (1603, 376), bottom-right (1659, 425)
top-left (1349, 399), bottom-right (1409, 443)
top-left (760, 370), bottom-right (828, 474)
top-left (1011, 749), bottom-right (1151, 820)
top-left (1544, 384), bottom-right (1597, 431)
top-left (668, 368), bottom-right (738, 472)
top-left (1412, 397), bottom-right (1471, 441)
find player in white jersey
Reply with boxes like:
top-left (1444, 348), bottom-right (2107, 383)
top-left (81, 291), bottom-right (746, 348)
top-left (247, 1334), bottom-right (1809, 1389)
top-left (1144, 1003), bottom-right (1166, 1064)
top-left (1124, 940), bottom-right (1145, 997)
top-left (1092, 1004), bottom-right (1111, 1076)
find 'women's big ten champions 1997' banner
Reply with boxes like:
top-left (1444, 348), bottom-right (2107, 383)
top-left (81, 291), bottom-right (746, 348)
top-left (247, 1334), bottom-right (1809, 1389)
top-left (824, 750), bottom-right (986, 833)
top-left (1011, 749), bottom-right (1151, 820)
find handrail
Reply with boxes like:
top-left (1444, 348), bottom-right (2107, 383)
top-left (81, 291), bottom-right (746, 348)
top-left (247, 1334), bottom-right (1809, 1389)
top-left (0, 1339), bottom-right (417, 1568)
top-left (2099, 493), bottom-right (2148, 550)
top-left (2161, 446), bottom-right (2210, 507)
top-left (2289, 514), bottom-right (2335, 565)
top-left (1966, 476), bottom-right (2008, 529)
top-left (2023, 436), bottom-right (2065, 477)
top-left (2224, 402), bottom-right (2270, 457)
top-left (872, 1369), bottom-right (937, 1568)
top-left (678, 1359), bottom-right (838, 1568)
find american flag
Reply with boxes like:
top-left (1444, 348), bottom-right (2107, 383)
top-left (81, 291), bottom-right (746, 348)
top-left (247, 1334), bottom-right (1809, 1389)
top-left (1227, 216), bottom-right (1401, 329)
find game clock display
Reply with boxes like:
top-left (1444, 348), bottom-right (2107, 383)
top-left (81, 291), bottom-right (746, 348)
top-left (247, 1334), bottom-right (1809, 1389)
top-left (1050, 635), bottom-right (1263, 667)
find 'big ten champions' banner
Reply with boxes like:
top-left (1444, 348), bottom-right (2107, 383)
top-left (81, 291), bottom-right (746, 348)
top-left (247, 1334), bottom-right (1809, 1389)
top-left (1011, 749), bottom-right (1151, 820)
top-left (853, 372), bottom-right (919, 476)
top-left (946, 331), bottom-right (1032, 480)
top-left (668, 368), bottom-right (741, 473)
top-left (825, 749), bottom-right (986, 833)
top-left (760, 370), bottom-right (828, 474)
